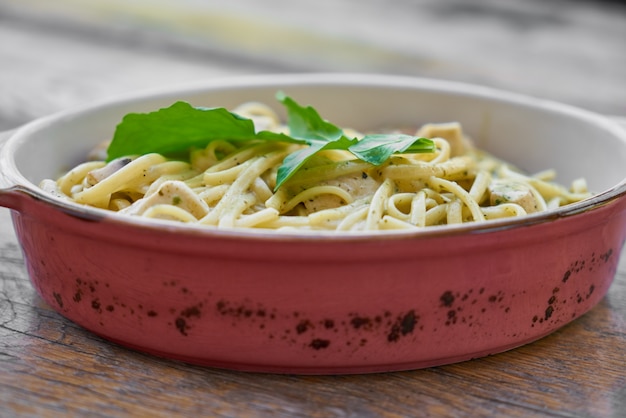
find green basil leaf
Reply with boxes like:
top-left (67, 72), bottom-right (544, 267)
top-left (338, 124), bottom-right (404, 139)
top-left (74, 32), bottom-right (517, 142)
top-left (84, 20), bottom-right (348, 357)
top-left (273, 91), bottom-right (361, 189)
top-left (105, 94), bottom-right (435, 193)
top-left (106, 101), bottom-right (300, 161)
top-left (349, 134), bottom-right (435, 165)
top-left (275, 136), bottom-right (358, 189)
top-left (276, 91), bottom-right (344, 142)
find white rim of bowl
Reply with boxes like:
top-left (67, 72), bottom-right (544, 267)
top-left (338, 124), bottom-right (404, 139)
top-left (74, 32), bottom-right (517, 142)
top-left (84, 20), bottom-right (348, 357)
top-left (2, 73), bottom-right (626, 241)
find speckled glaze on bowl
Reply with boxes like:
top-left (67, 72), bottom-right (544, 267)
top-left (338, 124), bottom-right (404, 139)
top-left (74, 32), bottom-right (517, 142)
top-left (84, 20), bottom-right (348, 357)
top-left (1, 74), bottom-right (625, 374)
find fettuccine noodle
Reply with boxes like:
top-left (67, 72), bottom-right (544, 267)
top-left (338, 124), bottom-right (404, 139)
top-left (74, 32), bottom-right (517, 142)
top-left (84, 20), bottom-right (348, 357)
top-left (40, 102), bottom-right (591, 232)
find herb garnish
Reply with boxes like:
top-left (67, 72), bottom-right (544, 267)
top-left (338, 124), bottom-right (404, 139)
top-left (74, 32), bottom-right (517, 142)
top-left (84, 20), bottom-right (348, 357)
top-left (106, 92), bottom-right (435, 189)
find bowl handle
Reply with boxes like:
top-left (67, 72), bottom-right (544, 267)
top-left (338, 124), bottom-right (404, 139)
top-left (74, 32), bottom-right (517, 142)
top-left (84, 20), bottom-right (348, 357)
top-left (0, 130), bottom-right (23, 210)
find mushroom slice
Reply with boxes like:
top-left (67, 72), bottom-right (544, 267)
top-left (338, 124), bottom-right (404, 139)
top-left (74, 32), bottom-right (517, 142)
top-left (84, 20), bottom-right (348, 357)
top-left (85, 157), bottom-right (133, 186)
top-left (489, 180), bottom-right (540, 214)
top-left (121, 180), bottom-right (209, 220)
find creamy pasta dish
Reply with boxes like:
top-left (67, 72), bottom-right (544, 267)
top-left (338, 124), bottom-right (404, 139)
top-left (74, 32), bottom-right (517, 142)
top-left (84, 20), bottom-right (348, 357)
top-left (41, 95), bottom-right (591, 232)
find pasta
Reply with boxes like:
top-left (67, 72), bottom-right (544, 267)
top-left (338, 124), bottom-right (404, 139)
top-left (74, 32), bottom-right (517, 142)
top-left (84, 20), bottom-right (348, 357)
top-left (40, 101), bottom-right (592, 232)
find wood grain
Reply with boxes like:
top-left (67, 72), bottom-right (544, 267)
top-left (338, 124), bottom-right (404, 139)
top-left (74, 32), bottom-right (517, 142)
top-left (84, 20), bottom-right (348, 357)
top-left (1, 0), bottom-right (625, 416)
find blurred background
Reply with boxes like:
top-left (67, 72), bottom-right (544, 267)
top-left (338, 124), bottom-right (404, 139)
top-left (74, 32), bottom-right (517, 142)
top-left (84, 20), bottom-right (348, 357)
top-left (0, 0), bottom-right (625, 131)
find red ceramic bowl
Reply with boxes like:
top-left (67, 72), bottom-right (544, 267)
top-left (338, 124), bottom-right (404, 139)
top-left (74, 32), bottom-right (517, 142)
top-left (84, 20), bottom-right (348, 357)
top-left (1, 74), bottom-right (625, 374)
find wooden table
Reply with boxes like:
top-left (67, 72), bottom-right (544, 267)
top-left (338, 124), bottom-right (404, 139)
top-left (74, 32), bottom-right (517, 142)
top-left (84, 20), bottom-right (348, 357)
top-left (1, 1), bottom-right (625, 416)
